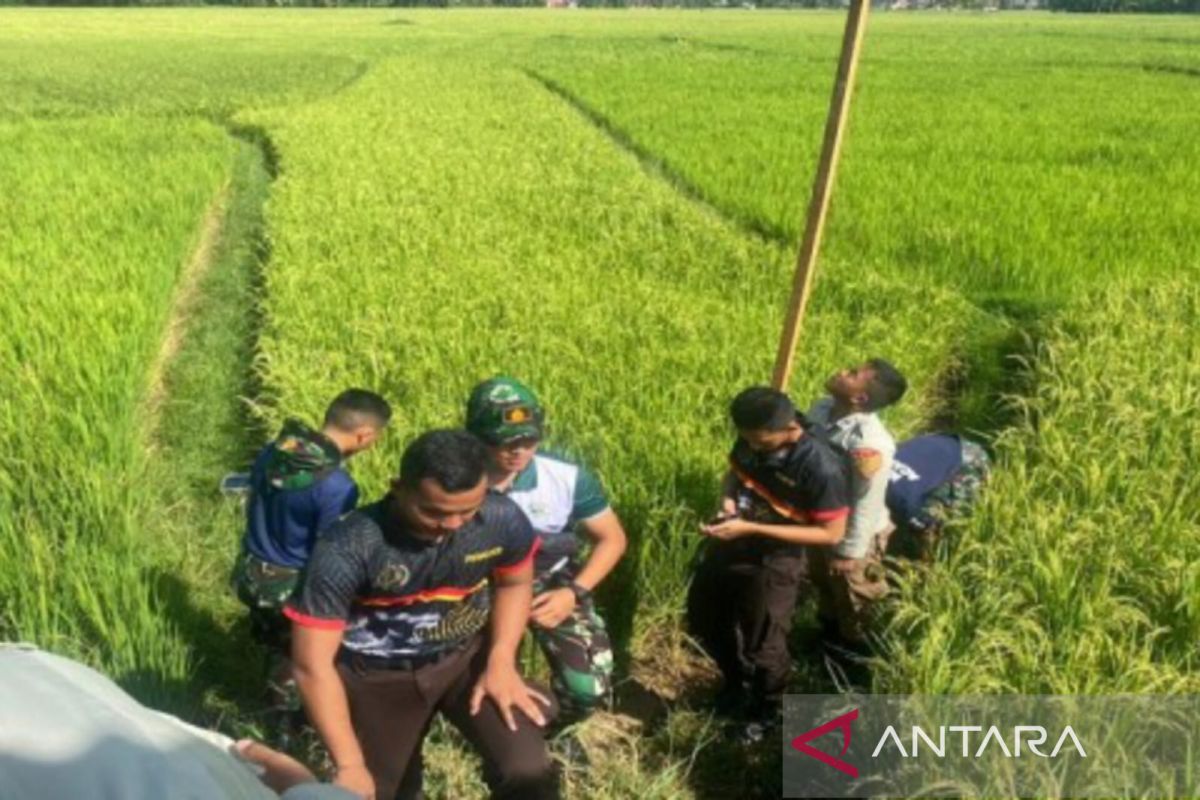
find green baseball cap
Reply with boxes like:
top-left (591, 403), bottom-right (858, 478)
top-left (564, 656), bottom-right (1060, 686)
top-left (465, 376), bottom-right (545, 445)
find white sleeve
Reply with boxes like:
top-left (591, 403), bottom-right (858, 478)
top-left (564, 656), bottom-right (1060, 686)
top-left (835, 459), bottom-right (892, 559)
top-left (0, 646), bottom-right (279, 800)
top-left (834, 420), bottom-right (895, 560)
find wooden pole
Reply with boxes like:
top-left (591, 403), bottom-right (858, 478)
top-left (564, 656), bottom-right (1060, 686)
top-left (771, 0), bottom-right (872, 391)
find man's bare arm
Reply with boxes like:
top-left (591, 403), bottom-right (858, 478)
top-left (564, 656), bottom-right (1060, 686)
top-left (719, 471), bottom-right (740, 513)
top-left (292, 624), bottom-right (373, 796)
top-left (703, 515), bottom-right (846, 547)
top-left (472, 559), bottom-right (549, 730)
top-left (488, 562), bottom-right (534, 670)
top-left (746, 516), bottom-right (846, 545)
top-left (573, 509), bottom-right (627, 592)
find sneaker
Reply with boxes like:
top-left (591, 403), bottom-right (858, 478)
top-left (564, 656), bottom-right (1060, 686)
top-left (733, 715), bottom-right (779, 746)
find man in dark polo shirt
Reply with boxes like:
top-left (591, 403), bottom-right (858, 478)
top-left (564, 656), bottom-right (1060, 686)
top-left (687, 387), bottom-right (850, 741)
top-left (285, 430), bottom-right (558, 800)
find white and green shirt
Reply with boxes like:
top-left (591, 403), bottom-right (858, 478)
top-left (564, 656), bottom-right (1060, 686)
top-left (496, 451), bottom-right (609, 573)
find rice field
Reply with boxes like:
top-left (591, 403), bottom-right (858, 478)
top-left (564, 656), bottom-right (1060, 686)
top-left (1, 8), bottom-right (1197, 798)
top-left (0, 115), bottom-right (232, 693)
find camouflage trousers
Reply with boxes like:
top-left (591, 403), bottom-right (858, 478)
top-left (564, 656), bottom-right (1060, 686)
top-left (811, 527), bottom-right (893, 645)
top-left (531, 573), bottom-right (614, 723)
top-left (906, 439), bottom-right (992, 561)
top-left (230, 552), bottom-right (303, 715)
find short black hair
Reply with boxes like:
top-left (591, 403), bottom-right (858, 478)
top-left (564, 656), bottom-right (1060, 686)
top-left (730, 387), bottom-right (797, 431)
top-left (324, 389), bottom-right (392, 432)
top-left (399, 429), bottom-right (487, 492)
top-left (865, 358), bottom-right (908, 411)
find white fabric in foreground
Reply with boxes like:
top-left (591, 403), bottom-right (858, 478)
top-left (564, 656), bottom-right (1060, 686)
top-left (0, 643), bottom-right (351, 800)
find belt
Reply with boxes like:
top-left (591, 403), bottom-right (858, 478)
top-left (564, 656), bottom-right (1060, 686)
top-left (338, 638), bottom-right (476, 672)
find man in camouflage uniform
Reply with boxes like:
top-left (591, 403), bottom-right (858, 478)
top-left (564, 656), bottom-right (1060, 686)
top-left (886, 433), bottom-right (991, 562)
top-left (466, 377), bottom-right (627, 726)
top-left (232, 389), bottom-right (392, 733)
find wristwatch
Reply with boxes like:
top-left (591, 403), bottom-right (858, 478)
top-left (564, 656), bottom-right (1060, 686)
top-left (568, 581), bottom-right (592, 604)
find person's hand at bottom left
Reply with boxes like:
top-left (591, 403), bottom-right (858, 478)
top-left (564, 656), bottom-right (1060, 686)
top-left (232, 739), bottom-right (317, 793)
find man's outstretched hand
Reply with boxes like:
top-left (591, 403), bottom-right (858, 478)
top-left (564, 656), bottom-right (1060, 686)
top-left (700, 517), bottom-right (753, 540)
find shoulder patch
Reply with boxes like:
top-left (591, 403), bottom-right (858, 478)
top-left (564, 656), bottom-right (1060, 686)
top-left (851, 449), bottom-right (883, 480)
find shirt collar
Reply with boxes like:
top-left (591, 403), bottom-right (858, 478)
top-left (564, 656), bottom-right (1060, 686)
top-left (491, 457), bottom-right (539, 494)
top-left (831, 411), bottom-right (866, 432)
top-left (817, 401), bottom-right (873, 435)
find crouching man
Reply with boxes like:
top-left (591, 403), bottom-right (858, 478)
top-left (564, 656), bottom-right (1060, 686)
top-left (233, 389), bottom-right (392, 725)
top-left (887, 433), bottom-right (991, 562)
top-left (465, 376), bottom-right (626, 726)
top-left (286, 430), bottom-right (558, 800)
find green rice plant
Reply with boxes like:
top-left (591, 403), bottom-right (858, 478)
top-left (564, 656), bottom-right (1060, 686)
top-left (527, 13), bottom-right (1200, 300)
top-left (242, 54), bottom-right (987, 652)
top-left (0, 115), bottom-right (232, 690)
top-left (879, 277), bottom-right (1200, 695)
top-left (0, 9), bottom-right (378, 121)
top-left (1, 11), bottom-right (1198, 796)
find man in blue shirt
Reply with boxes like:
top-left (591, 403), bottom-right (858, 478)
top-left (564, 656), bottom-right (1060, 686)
top-left (233, 389), bottom-right (392, 725)
top-left (886, 433), bottom-right (990, 561)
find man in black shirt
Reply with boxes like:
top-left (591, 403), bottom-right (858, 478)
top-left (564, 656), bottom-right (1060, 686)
top-left (687, 387), bottom-right (851, 739)
top-left (286, 430), bottom-right (557, 800)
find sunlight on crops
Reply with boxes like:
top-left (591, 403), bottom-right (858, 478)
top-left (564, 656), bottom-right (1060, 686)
top-left (0, 9), bottom-right (1197, 797)
top-left (0, 116), bottom-right (231, 691)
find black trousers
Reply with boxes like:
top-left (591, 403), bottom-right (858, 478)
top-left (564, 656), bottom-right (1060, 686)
top-left (686, 539), bottom-right (810, 710)
top-left (337, 636), bottom-right (560, 800)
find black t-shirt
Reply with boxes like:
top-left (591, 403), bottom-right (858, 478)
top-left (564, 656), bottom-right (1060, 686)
top-left (727, 418), bottom-right (851, 553)
top-left (284, 494), bottom-right (538, 659)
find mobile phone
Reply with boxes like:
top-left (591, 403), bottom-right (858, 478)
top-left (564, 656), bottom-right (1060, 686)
top-left (219, 472), bottom-right (252, 498)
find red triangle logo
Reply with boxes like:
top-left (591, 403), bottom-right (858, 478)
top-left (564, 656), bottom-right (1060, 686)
top-left (790, 707), bottom-right (859, 778)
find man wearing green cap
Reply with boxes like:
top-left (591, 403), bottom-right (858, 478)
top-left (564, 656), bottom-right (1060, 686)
top-left (466, 376), bottom-right (627, 725)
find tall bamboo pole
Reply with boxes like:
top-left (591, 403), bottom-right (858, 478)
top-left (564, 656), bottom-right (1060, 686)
top-left (771, 0), bottom-right (872, 391)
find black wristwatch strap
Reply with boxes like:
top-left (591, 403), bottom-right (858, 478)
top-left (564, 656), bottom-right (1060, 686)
top-left (569, 581), bottom-right (592, 604)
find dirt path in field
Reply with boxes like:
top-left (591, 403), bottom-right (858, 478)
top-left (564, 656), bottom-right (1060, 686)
top-left (142, 183), bottom-right (231, 448)
top-left (135, 134), bottom-right (277, 718)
